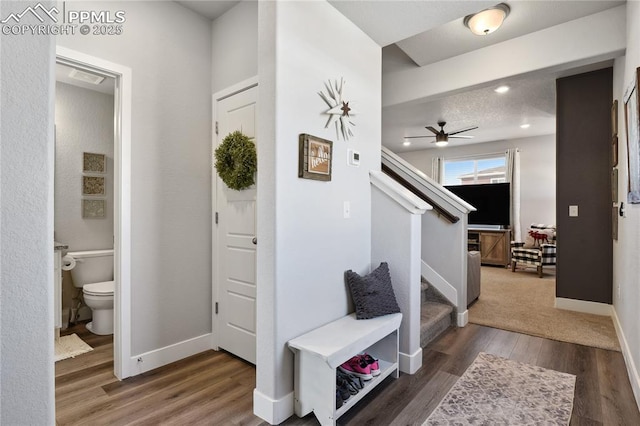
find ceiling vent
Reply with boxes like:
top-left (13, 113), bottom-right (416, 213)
top-left (68, 68), bottom-right (105, 85)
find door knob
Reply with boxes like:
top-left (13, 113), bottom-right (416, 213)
top-left (252, 237), bottom-right (257, 245)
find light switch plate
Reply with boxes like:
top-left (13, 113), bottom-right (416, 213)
top-left (343, 201), bottom-right (351, 219)
top-left (347, 149), bottom-right (360, 167)
top-left (569, 205), bottom-right (579, 217)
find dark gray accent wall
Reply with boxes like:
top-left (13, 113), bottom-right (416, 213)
top-left (556, 68), bottom-right (612, 304)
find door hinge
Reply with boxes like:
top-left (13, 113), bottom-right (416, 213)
top-left (215, 212), bottom-right (219, 224)
top-left (215, 302), bottom-right (219, 314)
top-left (215, 121), bottom-right (219, 135)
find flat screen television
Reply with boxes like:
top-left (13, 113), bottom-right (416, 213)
top-left (444, 182), bottom-right (511, 227)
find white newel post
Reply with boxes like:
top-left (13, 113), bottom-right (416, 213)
top-left (370, 171), bottom-right (430, 374)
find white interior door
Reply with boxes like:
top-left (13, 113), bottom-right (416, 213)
top-left (215, 86), bottom-right (257, 364)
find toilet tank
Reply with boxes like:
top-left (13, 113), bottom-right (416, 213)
top-left (67, 249), bottom-right (114, 288)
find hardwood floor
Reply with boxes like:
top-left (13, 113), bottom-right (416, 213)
top-left (56, 323), bottom-right (640, 425)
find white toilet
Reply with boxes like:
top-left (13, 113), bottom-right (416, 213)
top-left (66, 249), bottom-right (114, 335)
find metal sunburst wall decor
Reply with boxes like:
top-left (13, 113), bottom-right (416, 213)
top-left (319, 78), bottom-right (356, 141)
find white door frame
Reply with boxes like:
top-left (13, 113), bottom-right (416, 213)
top-left (55, 46), bottom-right (133, 379)
top-left (211, 76), bottom-right (258, 350)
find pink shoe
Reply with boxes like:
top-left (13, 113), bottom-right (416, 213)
top-left (361, 354), bottom-right (380, 376)
top-left (339, 356), bottom-right (373, 380)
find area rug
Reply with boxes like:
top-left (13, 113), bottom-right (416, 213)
top-left (55, 333), bottom-right (93, 362)
top-left (468, 266), bottom-right (620, 351)
top-left (424, 352), bottom-right (576, 425)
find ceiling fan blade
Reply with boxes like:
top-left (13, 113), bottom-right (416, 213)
top-left (405, 135), bottom-right (435, 139)
top-left (447, 126), bottom-right (478, 136)
top-left (449, 135), bottom-right (474, 139)
top-left (425, 126), bottom-right (439, 135)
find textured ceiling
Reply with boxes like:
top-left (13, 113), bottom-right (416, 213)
top-left (174, 1), bottom-right (240, 20)
top-left (396, 1), bottom-right (624, 67)
top-left (382, 59), bottom-right (614, 153)
top-left (383, 73), bottom-right (556, 152)
top-left (328, 0), bottom-right (495, 46)
top-left (376, 1), bottom-right (624, 153)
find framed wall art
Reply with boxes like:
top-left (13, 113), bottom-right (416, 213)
top-left (612, 99), bottom-right (618, 137)
top-left (298, 133), bottom-right (333, 181)
top-left (612, 168), bottom-right (618, 204)
top-left (82, 175), bottom-right (105, 196)
top-left (83, 152), bottom-right (106, 173)
top-left (612, 136), bottom-right (618, 167)
top-left (624, 67), bottom-right (640, 203)
top-left (82, 199), bottom-right (105, 218)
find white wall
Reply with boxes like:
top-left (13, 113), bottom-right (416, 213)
top-left (371, 181), bottom-right (425, 374)
top-left (58, 1), bottom-right (213, 356)
top-left (255, 1), bottom-right (381, 422)
top-left (211, 0), bottom-right (258, 94)
top-left (55, 82), bottom-right (114, 252)
top-left (399, 134), bottom-right (556, 237)
top-left (0, 1), bottom-right (56, 423)
top-left (613, 0), bottom-right (640, 407)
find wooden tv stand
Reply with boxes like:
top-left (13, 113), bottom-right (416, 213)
top-left (468, 228), bottom-right (511, 267)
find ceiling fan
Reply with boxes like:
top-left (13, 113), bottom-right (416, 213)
top-left (405, 121), bottom-right (478, 146)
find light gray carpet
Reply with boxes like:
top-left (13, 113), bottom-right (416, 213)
top-left (424, 352), bottom-right (576, 425)
top-left (469, 266), bottom-right (620, 351)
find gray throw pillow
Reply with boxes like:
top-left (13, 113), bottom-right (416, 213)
top-left (345, 262), bottom-right (401, 320)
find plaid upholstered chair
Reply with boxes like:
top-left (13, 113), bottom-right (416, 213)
top-left (511, 224), bottom-right (556, 278)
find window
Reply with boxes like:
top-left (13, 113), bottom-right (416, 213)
top-left (442, 155), bottom-right (506, 186)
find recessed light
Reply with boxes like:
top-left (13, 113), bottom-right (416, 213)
top-left (494, 85), bottom-right (510, 94)
top-left (520, 124), bottom-right (530, 129)
top-left (403, 141), bottom-right (411, 147)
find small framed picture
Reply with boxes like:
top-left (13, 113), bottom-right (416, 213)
top-left (82, 176), bottom-right (105, 196)
top-left (612, 168), bottom-right (619, 203)
top-left (612, 99), bottom-right (618, 137)
top-left (82, 199), bottom-right (106, 218)
top-left (83, 152), bottom-right (106, 173)
top-left (298, 133), bottom-right (333, 181)
top-left (612, 136), bottom-right (618, 167)
top-left (624, 68), bottom-right (640, 203)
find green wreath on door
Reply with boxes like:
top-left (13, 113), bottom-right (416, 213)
top-left (214, 131), bottom-right (257, 191)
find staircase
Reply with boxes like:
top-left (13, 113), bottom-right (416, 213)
top-left (420, 278), bottom-right (455, 347)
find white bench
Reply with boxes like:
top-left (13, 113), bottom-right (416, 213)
top-left (288, 312), bottom-right (402, 426)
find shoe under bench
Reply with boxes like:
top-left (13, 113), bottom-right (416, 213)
top-left (287, 312), bottom-right (402, 426)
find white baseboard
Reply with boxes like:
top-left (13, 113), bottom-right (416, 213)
top-left (253, 389), bottom-right (294, 425)
top-left (555, 297), bottom-right (612, 316)
top-left (128, 333), bottom-right (212, 376)
top-left (457, 309), bottom-right (468, 327)
top-left (612, 308), bottom-right (640, 409)
top-left (399, 347), bottom-right (423, 374)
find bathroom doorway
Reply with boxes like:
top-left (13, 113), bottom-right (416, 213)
top-left (54, 47), bottom-right (132, 380)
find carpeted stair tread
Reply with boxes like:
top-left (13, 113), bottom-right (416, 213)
top-left (420, 301), bottom-right (453, 348)
top-left (423, 281), bottom-right (452, 307)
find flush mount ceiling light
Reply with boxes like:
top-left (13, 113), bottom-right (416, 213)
top-left (520, 123), bottom-right (531, 129)
top-left (403, 140), bottom-right (411, 147)
top-left (494, 85), bottom-right (510, 94)
top-left (464, 3), bottom-right (510, 36)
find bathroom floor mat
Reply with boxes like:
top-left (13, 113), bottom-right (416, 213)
top-left (55, 333), bottom-right (93, 362)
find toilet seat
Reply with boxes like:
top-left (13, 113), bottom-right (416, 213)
top-left (83, 280), bottom-right (114, 296)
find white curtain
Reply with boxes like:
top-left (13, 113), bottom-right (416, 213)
top-left (506, 149), bottom-right (521, 241)
top-left (431, 156), bottom-right (444, 183)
